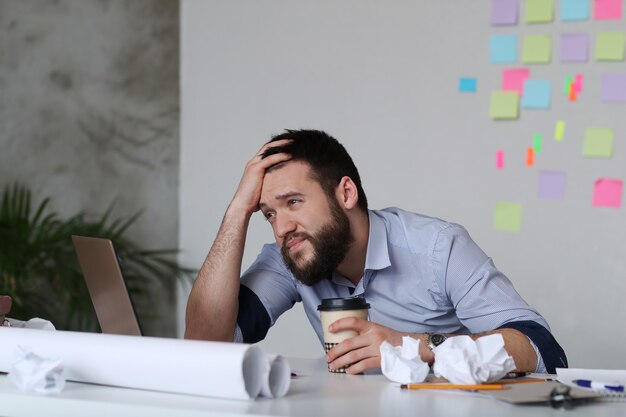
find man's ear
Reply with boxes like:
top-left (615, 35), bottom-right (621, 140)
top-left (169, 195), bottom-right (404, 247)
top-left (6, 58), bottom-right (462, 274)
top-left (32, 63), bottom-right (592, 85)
top-left (336, 176), bottom-right (359, 210)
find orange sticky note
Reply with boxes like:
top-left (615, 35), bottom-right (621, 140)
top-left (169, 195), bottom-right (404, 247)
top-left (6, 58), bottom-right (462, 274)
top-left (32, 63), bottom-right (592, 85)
top-left (568, 82), bottom-right (577, 101)
top-left (593, 178), bottom-right (623, 208)
top-left (526, 147), bottom-right (535, 166)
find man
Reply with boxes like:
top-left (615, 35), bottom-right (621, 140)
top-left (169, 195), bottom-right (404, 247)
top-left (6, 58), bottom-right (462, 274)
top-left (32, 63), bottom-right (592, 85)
top-left (185, 129), bottom-right (567, 374)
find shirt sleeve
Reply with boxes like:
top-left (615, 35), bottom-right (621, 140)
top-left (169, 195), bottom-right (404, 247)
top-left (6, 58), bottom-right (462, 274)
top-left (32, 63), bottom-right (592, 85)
top-left (432, 224), bottom-right (550, 333)
top-left (237, 243), bottom-right (300, 343)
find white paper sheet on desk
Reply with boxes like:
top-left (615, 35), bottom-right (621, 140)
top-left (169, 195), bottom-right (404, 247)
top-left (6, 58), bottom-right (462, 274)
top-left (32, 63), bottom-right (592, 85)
top-left (0, 327), bottom-right (290, 400)
top-left (557, 368), bottom-right (626, 389)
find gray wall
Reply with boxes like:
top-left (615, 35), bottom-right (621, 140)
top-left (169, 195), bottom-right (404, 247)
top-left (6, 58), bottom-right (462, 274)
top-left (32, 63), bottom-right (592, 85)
top-left (181, 1), bottom-right (626, 368)
top-left (0, 0), bottom-right (180, 336)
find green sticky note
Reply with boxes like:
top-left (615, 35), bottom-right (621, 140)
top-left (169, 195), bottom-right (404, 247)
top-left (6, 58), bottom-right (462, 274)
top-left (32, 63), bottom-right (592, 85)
top-left (522, 35), bottom-right (552, 63)
top-left (595, 32), bottom-right (626, 61)
top-left (494, 202), bottom-right (522, 232)
top-left (534, 134), bottom-right (542, 153)
top-left (555, 121), bottom-right (565, 141)
top-left (525, 0), bottom-right (554, 23)
top-left (564, 76), bottom-right (573, 94)
top-left (490, 91), bottom-right (519, 120)
top-left (583, 128), bottom-right (614, 158)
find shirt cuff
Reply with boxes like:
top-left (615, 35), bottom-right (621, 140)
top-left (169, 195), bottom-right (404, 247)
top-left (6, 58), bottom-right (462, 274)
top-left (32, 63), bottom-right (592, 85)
top-left (233, 324), bottom-right (244, 343)
top-left (528, 337), bottom-right (547, 373)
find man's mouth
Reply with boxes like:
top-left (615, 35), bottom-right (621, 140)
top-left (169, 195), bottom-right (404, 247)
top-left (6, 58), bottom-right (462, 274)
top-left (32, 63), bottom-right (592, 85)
top-left (286, 237), bottom-right (305, 252)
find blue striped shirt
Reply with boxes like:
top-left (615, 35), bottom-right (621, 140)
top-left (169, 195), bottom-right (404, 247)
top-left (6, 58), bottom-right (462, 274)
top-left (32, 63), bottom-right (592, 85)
top-left (236, 208), bottom-right (566, 372)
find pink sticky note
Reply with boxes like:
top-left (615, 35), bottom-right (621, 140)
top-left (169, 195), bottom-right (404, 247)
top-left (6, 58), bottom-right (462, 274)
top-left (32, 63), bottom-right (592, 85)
top-left (502, 68), bottom-right (530, 96)
top-left (594, 0), bottom-right (622, 20)
top-left (593, 178), bottom-right (623, 208)
top-left (574, 74), bottom-right (583, 93)
top-left (496, 150), bottom-right (505, 169)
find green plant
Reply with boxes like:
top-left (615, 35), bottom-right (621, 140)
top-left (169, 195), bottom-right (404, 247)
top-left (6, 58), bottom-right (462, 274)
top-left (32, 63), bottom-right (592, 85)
top-left (0, 183), bottom-right (193, 332)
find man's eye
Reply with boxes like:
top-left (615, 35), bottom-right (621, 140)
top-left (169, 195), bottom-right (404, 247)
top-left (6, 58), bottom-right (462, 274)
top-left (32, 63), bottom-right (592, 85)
top-left (288, 199), bottom-right (301, 206)
top-left (265, 212), bottom-right (275, 221)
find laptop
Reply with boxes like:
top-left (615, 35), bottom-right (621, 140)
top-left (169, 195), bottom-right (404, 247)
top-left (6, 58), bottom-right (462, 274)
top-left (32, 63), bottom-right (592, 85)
top-left (72, 235), bottom-right (143, 336)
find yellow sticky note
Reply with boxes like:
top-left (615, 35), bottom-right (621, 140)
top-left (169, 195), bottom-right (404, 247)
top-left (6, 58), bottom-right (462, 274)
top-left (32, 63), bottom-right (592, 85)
top-left (525, 0), bottom-right (554, 23)
top-left (595, 32), bottom-right (626, 61)
top-left (555, 121), bottom-right (565, 141)
top-left (522, 35), bottom-right (552, 63)
top-left (583, 127), bottom-right (614, 158)
top-left (490, 91), bottom-right (520, 120)
top-left (493, 202), bottom-right (522, 232)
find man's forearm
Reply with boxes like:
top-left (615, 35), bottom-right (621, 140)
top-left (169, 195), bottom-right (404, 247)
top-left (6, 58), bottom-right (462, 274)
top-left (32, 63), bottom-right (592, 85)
top-left (184, 206), bottom-right (251, 341)
top-left (413, 329), bottom-right (538, 372)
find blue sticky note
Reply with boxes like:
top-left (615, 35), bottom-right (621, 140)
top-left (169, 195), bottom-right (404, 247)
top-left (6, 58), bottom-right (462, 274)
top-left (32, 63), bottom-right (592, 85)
top-left (490, 35), bottom-right (517, 63)
top-left (522, 80), bottom-right (552, 108)
top-left (561, 0), bottom-right (590, 21)
top-left (459, 77), bottom-right (477, 92)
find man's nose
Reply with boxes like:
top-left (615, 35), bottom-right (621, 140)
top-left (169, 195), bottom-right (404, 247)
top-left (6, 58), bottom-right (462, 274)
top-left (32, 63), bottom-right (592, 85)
top-left (275, 214), bottom-right (297, 240)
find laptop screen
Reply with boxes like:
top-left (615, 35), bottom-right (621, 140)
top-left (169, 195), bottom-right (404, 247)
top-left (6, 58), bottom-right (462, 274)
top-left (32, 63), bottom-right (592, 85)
top-left (72, 235), bottom-right (143, 336)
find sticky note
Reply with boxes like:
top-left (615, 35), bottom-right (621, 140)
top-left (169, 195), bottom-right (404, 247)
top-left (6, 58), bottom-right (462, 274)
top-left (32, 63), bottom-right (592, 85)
top-left (583, 127), bottom-right (614, 158)
top-left (593, 178), bottom-right (623, 208)
top-left (534, 134), bottom-right (543, 153)
top-left (525, 0), bottom-right (554, 22)
top-left (494, 202), bottom-right (522, 232)
top-left (491, 35), bottom-right (518, 63)
top-left (502, 68), bottom-right (530, 95)
top-left (564, 76), bottom-right (574, 94)
top-left (490, 91), bottom-right (520, 119)
top-left (522, 80), bottom-right (552, 109)
top-left (561, 0), bottom-right (590, 20)
top-left (496, 150), bottom-right (505, 169)
top-left (593, 0), bottom-right (622, 20)
top-left (527, 147), bottom-right (535, 166)
top-left (601, 73), bottom-right (626, 102)
top-left (492, 0), bottom-right (519, 25)
top-left (595, 32), bottom-right (626, 61)
top-left (459, 77), bottom-right (477, 92)
top-left (568, 81), bottom-right (577, 101)
top-left (574, 74), bottom-right (583, 93)
top-left (522, 35), bottom-right (552, 63)
top-left (555, 121), bottom-right (565, 140)
top-left (560, 33), bottom-right (589, 62)
top-left (539, 170), bottom-right (567, 200)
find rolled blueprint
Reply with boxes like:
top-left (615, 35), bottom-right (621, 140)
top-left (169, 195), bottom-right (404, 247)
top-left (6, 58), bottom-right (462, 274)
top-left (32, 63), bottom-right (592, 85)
top-left (0, 327), bottom-right (290, 400)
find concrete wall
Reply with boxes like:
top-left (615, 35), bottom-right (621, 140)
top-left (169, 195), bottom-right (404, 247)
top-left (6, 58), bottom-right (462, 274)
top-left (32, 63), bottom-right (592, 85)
top-left (180, 1), bottom-right (626, 368)
top-left (0, 0), bottom-right (180, 336)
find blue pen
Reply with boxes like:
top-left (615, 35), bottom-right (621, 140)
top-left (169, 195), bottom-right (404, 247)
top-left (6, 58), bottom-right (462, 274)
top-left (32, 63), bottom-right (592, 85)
top-left (573, 379), bottom-right (625, 392)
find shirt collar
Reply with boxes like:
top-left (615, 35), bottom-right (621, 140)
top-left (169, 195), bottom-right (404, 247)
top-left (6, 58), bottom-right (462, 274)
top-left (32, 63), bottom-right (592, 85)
top-left (364, 210), bottom-right (391, 271)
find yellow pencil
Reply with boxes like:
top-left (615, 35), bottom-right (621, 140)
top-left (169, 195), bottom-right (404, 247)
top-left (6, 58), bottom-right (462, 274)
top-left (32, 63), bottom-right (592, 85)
top-left (400, 383), bottom-right (507, 391)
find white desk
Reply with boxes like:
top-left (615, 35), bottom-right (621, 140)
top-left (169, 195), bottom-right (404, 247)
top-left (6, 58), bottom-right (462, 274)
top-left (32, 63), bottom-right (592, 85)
top-left (1, 358), bottom-right (624, 417)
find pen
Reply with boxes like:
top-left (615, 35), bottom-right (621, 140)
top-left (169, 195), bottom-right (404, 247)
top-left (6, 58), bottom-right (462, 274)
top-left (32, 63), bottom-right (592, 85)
top-left (400, 383), bottom-right (507, 391)
top-left (572, 379), bottom-right (625, 392)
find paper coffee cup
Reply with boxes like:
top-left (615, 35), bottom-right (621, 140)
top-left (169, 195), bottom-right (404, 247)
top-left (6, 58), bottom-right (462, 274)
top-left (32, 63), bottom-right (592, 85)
top-left (317, 297), bottom-right (370, 373)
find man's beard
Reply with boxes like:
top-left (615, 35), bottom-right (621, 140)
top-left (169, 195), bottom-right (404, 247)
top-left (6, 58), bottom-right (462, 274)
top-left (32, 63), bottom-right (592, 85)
top-left (281, 199), bottom-right (354, 286)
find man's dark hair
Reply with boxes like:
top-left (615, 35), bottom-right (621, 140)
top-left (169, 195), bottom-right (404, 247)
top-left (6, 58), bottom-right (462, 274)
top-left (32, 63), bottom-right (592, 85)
top-left (262, 129), bottom-right (368, 212)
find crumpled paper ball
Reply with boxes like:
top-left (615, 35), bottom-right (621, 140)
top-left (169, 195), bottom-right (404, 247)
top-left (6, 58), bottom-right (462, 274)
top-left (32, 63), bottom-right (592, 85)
top-left (8, 346), bottom-right (65, 394)
top-left (380, 336), bottom-right (429, 384)
top-left (432, 333), bottom-right (516, 384)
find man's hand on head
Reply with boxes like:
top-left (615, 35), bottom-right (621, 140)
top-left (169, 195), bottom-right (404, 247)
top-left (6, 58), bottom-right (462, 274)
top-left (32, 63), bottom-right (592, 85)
top-left (229, 139), bottom-right (293, 216)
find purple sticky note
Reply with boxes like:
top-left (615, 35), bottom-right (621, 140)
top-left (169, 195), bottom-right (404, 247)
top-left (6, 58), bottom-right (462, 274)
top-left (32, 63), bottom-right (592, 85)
top-left (492, 0), bottom-right (519, 25)
top-left (601, 73), bottom-right (626, 102)
top-left (538, 170), bottom-right (567, 200)
top-left (560, 33), bottom-right (589, 62)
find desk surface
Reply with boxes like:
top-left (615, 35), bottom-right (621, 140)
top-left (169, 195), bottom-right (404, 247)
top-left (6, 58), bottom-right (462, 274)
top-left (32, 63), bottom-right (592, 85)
top-left (1, 358), bottom-right (625, 417)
